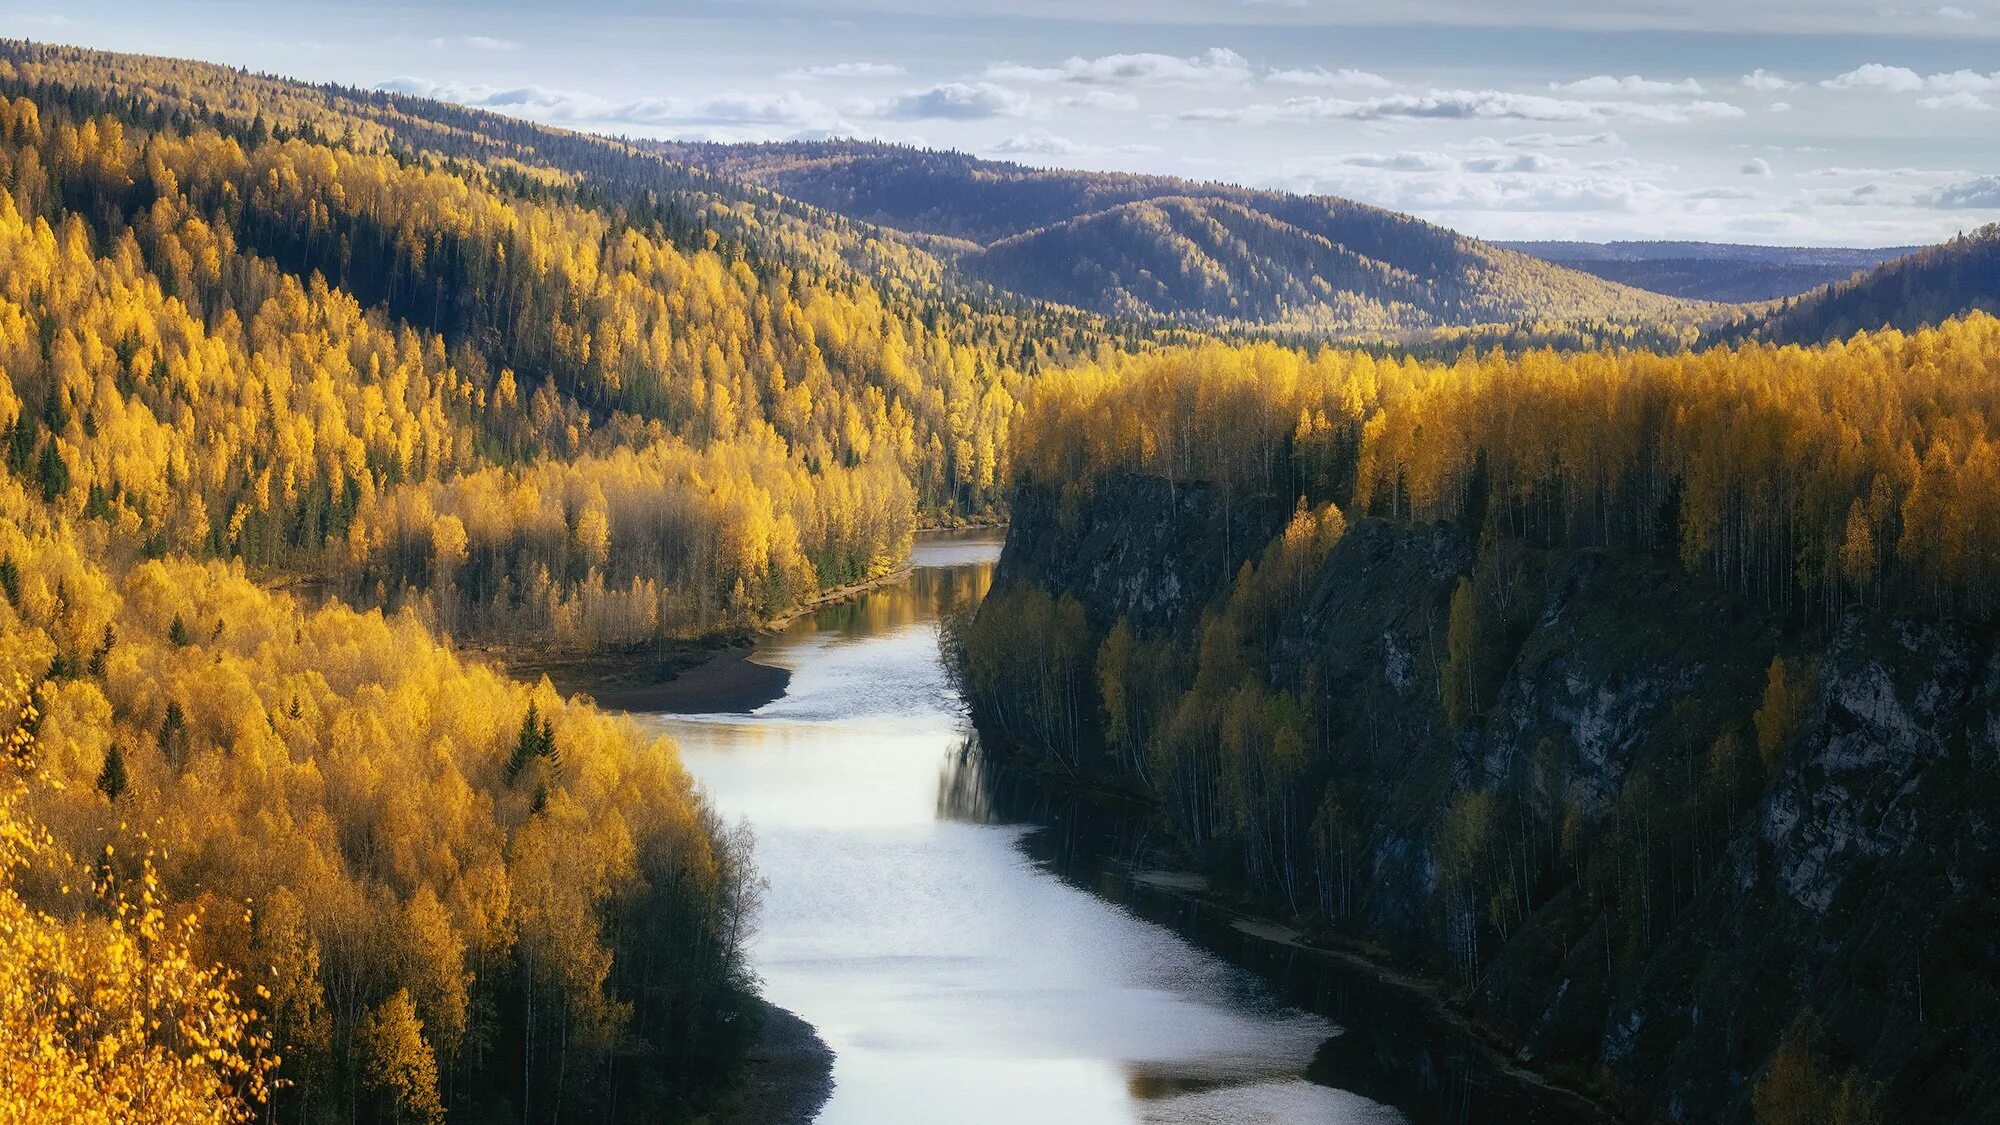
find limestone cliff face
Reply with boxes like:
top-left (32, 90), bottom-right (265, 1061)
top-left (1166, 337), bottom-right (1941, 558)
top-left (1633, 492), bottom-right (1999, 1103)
top-left (984, 476), bottom-right (2000, 1123)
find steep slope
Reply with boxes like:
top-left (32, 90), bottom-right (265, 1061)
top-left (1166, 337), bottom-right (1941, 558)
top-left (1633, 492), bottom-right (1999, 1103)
top-left (1724, 224), bottom-right (2000, 343)
top-left (1504, 240), bottom-right (1918, 302)
top-left (655, 140), bottom-right (1700, 336)
top-left (956, 323), bottom-right (2000, 1123)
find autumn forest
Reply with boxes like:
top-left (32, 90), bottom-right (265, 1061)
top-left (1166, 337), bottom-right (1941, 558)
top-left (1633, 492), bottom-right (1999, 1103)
top-left (4, 29), bottom-right (2000, 1125)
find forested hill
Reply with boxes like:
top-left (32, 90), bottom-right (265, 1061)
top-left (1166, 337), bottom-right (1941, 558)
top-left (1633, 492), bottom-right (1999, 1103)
top-left (1722, 224), bottom-right (2000, 344)
top-left (1502, 240), bottom-right (1919, 302)
top-left (0, 40), bottom-right (1171, 653)
top-left (0, 39), bottom-right (1168, 1123)
top-left (653, 140), bottom-right (1700, 337)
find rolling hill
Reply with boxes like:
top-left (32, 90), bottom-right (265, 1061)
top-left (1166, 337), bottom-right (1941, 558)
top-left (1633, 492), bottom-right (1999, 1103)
top-left (1723, 224), bottom-right (2000, 344)
top-left (653, 140), bottom-right (1700, 337)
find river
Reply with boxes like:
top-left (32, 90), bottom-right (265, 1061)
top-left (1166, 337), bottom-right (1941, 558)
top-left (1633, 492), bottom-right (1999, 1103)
top-left (644, 530), bottom-right (1595, 1125)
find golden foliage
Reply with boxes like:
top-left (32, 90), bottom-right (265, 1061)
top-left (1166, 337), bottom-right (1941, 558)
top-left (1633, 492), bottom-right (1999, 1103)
top-left (0, 676), bottom-right (276, 1123)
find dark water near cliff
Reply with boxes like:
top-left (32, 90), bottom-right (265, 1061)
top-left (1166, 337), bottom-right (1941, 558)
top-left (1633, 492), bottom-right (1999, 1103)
top-left (644, 530), bottom-right (1597, 1125)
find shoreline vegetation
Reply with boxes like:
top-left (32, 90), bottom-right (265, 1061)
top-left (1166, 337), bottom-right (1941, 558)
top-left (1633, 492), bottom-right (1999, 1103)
top-left (496, 523), bottom-right (1000, 715)
top-left (493, 557), bottom-right (923, 714)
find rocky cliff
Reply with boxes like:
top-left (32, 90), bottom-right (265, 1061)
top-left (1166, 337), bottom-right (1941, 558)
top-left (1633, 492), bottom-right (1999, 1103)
top-left (973, 475), bottom-right (2000, 1123)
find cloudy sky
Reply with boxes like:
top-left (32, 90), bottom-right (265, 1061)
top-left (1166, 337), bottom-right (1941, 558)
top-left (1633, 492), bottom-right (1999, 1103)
top-left (8, 0), bottom-right (1999, 245)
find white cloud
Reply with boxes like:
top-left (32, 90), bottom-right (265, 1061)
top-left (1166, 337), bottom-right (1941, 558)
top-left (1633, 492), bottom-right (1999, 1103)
top-left (1060, 89), bottom-right (1141, 110)
top-left (1919, 91), bottom-right (1997, 110)
top-left (781, 62), bottom-right (908, 80)
top-left (985, 130), bottom-right (1160, 158)
top-left (1587, 156), bottom-right (1679, 174)
top-left (429, 35), bottom-right (521, 51)
top-left (988, 47), bottom-right (1252, 86)
top-left (1184, 89), bottom-right (1743, 124)
top-left (1463, 153), bottom-right (1568, 172)
top-left (1937, 5), bottom-right (1978, 18)
top-left (1361, 172), bottom-right (1670, 213)
top-left (1552, 74), bottom-right (1704, 95)
top-left (1488, 131), bottom-right (1629, 149)
top-left (1822, 64), bottom-right (1925, 91)
top-left (1741, 69), bottom-right (1800, 91)
top-left (1769, 101), bottom-right (1794, 112)
top-left (1923, 175), bottom-right (2000, 207)
top-left (1686, 186), bottom-right (1762, 200)
top-left (871, 82), bottom-right (1034, 120)
top-left (376, 78), bottom-right (842, 129)
top-left (1742, 157), bottom-right (1774, 175)
top-left (1266, 67), bottom-right (1394, 89)
top-left (1338, 150), bottom-right (1457, 170)
top-left (988, 130), bottom-right (1092, 156)
top-left (1925, 69), bottom-right (2000, 91)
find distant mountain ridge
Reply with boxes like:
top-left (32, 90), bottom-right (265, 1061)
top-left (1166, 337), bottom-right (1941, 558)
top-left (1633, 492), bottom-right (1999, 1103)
top-left (1722, 225), bottom-right (2000, 344)
top-left (652, 140), bottom-right (1699, 337)
top-left (1504, 240), bottom-right (1921, 303)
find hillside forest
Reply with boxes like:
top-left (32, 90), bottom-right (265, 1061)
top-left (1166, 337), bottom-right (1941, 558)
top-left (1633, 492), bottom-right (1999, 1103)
top-left (4, 31), bottom-right (2000, 1125)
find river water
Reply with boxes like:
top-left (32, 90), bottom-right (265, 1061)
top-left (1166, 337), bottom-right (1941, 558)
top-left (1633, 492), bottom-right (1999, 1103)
top-left (646, 530), bottom-right (1589, 1125)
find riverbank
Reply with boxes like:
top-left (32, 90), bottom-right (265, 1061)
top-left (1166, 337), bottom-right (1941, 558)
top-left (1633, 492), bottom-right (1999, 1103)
top-left (1112, 861), bottom-right (1621, 1122)
top-left (492, 561), bottom-right (919, 714)
top-left (717, 1002), bottom-right (835, 1125)
top-left (978, 747), bottom-right (1624, 1122)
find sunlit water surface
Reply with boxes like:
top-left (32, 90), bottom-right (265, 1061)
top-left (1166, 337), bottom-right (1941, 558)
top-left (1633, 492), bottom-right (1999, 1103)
top-left (645, 531), bottom-right (1402, 1125)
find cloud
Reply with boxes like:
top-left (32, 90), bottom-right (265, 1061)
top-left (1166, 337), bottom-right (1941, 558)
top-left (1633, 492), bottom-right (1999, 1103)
top-left (1925, 69), bottom-right (2000, 91)
top-left (988, 47), bottom-right (1251, 86)
top-left (1184, 89), bottom-right (1743, 124)
top-left (1769, 101), bottom-right (1794, 112)
top-left (870, 82), bottom-right (1033, 120)
top-left (1587, 156), bottom-right (1680, 174)
top-left (1922, 175), bottom-right (2000, 208)
top-left (1488, 131), bottom-right (1628, 149)
top-left (1338, 171), bottom-right (1671, 213)
top-left (988, 130), bottom-right (1092, 156)
top-left (1822, 64), bottom-right (1925, 91)
top-left (429, 35), bottom-right (520, 51)
top-left (984, 130), bottom-right (1160, 158)
top-left (376, 78), bottom-right (842, 129)
top-left (1936, 5), bottom-right (1977, 17)
top-left (1337, 150), bottom-right (1457, 171)
top-left (1551, 75), bottom-right (1704, 95)
top-left (1463, 153), bottom-right (1568, 173)
top-left (781, 62), bottom-right (907, 80)
top-left (1741, 69), bottom-right (1800, 91)
top-left (1060, 89), bottom-right (1141, 110)
top-left (1266, 67), bottom-right (1394, 89)
top-left (1821, 65), bottom-right (2000, 98)
top-left (1742, 157), bottom-right (1774, 175)
top-left (1686, 186), bottom-right (1761, 200)
top-left (1919, 91), bottom-right (1997, 110)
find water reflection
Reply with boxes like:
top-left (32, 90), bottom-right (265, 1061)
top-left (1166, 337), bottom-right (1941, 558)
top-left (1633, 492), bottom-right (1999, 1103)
top-left (649, 531), bottom-right (1394, 1124)
top-left (950, 747), bottom-right (1606, 1125)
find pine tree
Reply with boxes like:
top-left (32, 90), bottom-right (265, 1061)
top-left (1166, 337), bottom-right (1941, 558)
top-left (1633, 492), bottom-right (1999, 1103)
top-left (96, 744), bottom-right (127, 801)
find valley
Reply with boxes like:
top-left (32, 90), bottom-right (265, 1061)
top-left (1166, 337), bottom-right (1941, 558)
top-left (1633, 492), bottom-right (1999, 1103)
top-left (0, 29), bottom-right (1995, 1125)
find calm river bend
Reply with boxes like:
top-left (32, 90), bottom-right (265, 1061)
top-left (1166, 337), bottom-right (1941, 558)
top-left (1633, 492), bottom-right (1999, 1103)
top-left (644, 530), bottom-right (1595, 1125)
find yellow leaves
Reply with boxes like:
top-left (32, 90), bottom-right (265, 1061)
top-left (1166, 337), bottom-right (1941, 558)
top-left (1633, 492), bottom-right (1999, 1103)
top-left (0, 680), bottom-right (275, 1124)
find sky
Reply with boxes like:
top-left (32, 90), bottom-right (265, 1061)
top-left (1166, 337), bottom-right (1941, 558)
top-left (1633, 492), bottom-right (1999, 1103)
top-left (4, 0), bottom-right (1998, 245)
